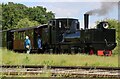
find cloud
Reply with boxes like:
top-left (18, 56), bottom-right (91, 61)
top-left (35, 2), bottom-right (84, 19)
top-left (48, 6), bottom-right (79, 18)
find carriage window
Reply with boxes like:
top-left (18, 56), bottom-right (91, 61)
top-left (49, 21), bottom-right (52, 26)
top-left (59, 22), bottom-right (62, 28)
top-left (52, 21), bottom-right (55, 26)
top-left (19, 32), bottom-right (24, 40)
top-left (14, 32), bottom-right (18, 40)
top-left (25, 30), bottom-right (33, 40)
top-left (58, 20), bottom-right (68, 29)
top-left (49, 20), bottom-right (55, 26)
top-left (76, 21), bottom-right (80, 30)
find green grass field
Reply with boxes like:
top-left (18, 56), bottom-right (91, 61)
top-left (0, 48), bottom-right (118, 67)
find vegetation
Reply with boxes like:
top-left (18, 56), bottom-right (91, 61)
top-left (1, 48), bottom-right (118, 67)
top-left (1, 2), bottom-right (55, 30)
top-left (16, 18), bottom-right (39, 28)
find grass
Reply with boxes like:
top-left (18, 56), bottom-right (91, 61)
top-left (0, 48), bottom-right (118, 67)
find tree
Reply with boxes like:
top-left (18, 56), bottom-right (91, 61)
top-left (2, 2), bottom-right (55, 30)
top-left (2, 2), bottom-right (27, 29)
top-left (16, 18), bottom-right (39, 29)
top-left (27, 6), bottom-right (54, 24)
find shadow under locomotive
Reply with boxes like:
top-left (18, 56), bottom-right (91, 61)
top-left (1, 14), bottom-right (117, 56)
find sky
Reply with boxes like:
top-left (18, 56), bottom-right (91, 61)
top-left (0, 0), bottom-right (119, 28)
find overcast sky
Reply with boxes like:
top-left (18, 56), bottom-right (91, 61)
top-left (1, 0), bottom-right (119, 28)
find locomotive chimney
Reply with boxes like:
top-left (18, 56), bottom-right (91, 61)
top-left (84, 14), bottom-right (89, 29)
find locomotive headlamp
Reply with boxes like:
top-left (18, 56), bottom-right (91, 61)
top-left (103, 22), bottom-right (109, 29)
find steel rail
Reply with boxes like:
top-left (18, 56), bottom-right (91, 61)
top-left (1, 65), bottom-right (120, 78)
top-left (1, 65), bottom-right (120, 70)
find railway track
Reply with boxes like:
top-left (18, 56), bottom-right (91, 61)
top-left (1, 65), bottom-right (120, 78)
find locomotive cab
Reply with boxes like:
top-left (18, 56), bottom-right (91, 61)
top-left (48, 18), bottom-right (81, 53)
top-left (48, 18), bottom-right (80, 44)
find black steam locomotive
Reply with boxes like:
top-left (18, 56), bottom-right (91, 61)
top-left (1, 14), bottom-right (117, 56)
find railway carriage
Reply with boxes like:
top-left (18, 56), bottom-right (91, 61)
top-left (1, 24), bottom-right (48, 53)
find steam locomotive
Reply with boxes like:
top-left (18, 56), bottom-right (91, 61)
top-left (1, 14), bottom-right (117, 56)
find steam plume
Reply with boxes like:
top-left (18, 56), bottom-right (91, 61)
top-left (86, 2), bottom-right (117, 16)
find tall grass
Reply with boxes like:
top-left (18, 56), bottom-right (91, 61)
top-left (1, 48), bottom-right (118, 67)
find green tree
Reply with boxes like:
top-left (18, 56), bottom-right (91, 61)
top-left (27, 6), bottom-right (54, 24)
top-left (16, 18), bottom-right (39, 28)
top-left (2, 2), bottom-right (55, 30)
top-left (2, 2), bottom-right (27, 29)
